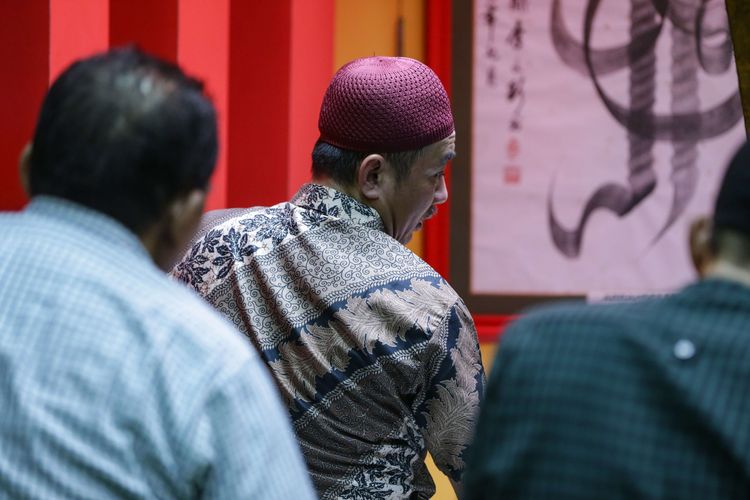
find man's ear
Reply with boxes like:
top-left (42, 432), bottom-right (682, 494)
top-left (153, 189), bottom-right (206, 271)
top-left (357, 154), bottom-right (386, 201)
top-left (18, 143), bottom-right (32, 195)
top-left (689, 216), bottom-right (713, 277)
top-left (168, 189), bottom-right (206, 246)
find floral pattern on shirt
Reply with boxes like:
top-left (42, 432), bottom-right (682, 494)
top-left (171, 184), bottom-right (485, 498)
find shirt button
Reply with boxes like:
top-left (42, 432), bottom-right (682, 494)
top-left (673, 339), bottom-right (696, 360)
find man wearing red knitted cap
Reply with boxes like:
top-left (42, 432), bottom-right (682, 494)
top-left (173, 56), bottom-right (485, 499)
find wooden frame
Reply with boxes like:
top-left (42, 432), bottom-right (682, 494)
top-left (449, 0), bottom-right (584, 318)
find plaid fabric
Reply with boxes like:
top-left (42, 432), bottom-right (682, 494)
top-left (0, 197), bottom-right (315, 499)
top-left (465, 279), bottom-right (750, 499)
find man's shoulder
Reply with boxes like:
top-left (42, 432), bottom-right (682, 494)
top-left (191, 205), bottom-right (276, 245)
top-left (172, 202), bottom-right (294, 282)
top-left (0, 210), bottom-right (21, 224)
top-left (111, 259), bottom-right (258, 387)
top-left (197, 207), bottom-right (260, 237)
top-left (179, 199), bottom-right (464, 310)
top-left (123, 271), bottom-right (256, 380)
top-left (502, 296), bottom-right (668, 353)
top-left (144, 276), bottom-right (252, 358)
top-left (0, 206), bottom-right (51, 239)
top-left (346, 231), bottom-right (462, 304)
top-left (194, 202), bottom-right (301, 246)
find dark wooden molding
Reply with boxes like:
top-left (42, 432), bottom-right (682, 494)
top-left (727, 0), bottom-right (750, 136)
top-left (450, 0), bottom-right (583, 315)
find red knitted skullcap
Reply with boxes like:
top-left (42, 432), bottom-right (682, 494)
top-left (318, 56), bottom-right (454, 152)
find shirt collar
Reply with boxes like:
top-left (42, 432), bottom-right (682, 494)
top-left (24, 195), bottom-right (152, 261)
top-left (291, 183), bottom-right (385, 231)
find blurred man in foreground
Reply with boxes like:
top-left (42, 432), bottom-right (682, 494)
top-left (465, 141), bottom-right (750, 499)
top-left (174, 56), bottom-right (484, 498)
top-left (0, 47), bottom-right (314, 499)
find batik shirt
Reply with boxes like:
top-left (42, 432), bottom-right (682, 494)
top-left (173, 184), bottom-right (485, 499)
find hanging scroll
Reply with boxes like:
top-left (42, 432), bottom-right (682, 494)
top-left (460, 0), bottom-right (745, 306)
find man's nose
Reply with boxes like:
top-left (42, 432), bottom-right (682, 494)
top-left (434, 175), bottom-right (448, 205)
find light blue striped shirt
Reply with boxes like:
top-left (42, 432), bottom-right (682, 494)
top-left (0, 197), bottom-right (316, 499)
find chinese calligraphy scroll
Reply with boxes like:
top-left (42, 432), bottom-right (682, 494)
top-left (460, 0), bottom-right (745, 307)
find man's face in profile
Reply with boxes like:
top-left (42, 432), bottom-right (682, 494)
top-left (381, 132), bottom-right (456, 244)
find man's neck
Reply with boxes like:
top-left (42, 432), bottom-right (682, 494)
top-left (705, 259), bottom-right (750, 288)
top-left (312, 177), bottom-right (367, 206)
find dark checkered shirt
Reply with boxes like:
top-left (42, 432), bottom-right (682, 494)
top-left (465, 278), bottom-right (750, 499)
